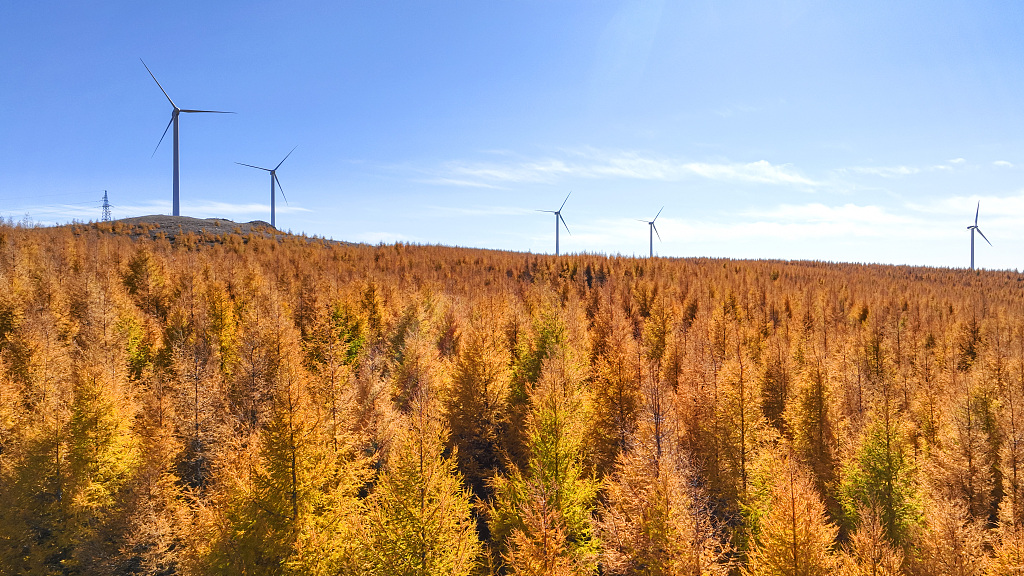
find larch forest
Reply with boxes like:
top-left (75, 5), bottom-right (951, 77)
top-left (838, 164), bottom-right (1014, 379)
top-left (2, 220), bottom-right (1024, 576)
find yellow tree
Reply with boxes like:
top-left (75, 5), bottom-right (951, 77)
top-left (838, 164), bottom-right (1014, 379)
top-left (599, 339), bottom-right (730, 576)
top-left (745, 455), bottom-right (838, 576)
top-left (838, 506), bottom-right (903, 576)
top-left (364, 388), bottom-right (481, 576)
top-left (990, 521), bottom-right (1024, 576)
top-left (490, 349), bottom-right (600, 575)
top-left (201, 292), bottom-right (354, 576)
top-left (717, 339), bottom-right (768, 507)
top-left (908, 494), bottom-right (988, 576)
top-left (600, 448), bottom-right (729, 576)
top-left (588, 304), bottom-right (641, 477)
top-left (446, 320), bottom-right (511, 501)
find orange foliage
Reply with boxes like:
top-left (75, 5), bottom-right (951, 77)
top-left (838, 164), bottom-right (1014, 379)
top-left (1, 222), bottom-right (1024, 573)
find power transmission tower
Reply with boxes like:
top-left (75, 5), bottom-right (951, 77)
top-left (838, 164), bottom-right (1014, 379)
top-left (102, 190), bottom-right (112, 222)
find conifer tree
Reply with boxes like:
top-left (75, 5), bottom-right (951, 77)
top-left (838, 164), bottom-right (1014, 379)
top-left (599, 337), bottom-right (729, 576)
top-left (0, 294), bottom-right (80, 573)
top-left (717, 341), bottom-right (767, 504)
top-left (202, 297), bottom-right (339, 575)
top-left (364, 388), bottom-right (481, 576)
top-left (303, 297), bottom-right (364, 454)
top-left (286, 444), bottom-right (369, 576)
top-left (745, 456), bottom-right (838, 576)
top-left (589, 306), bottom-right (640, 477)
top-left (838, 506), bottom-right (903, 576)
top-left (446, 321), bottom-right (511, 500)
top-left (504, 302), bottom-right (568, 470)
top-left (908, 494), bottom-right (988, 576)
top-left (788, 361), bottom-right (838, 518)
top-left (599, 448), bottom-right (729, 576)
top-left (490, 349), bottom-right (600, 575)
top-left (1000, 354), bottom-right (1024, 527)
top-left (932, 375), bottom-right (999, 522)
top-left (842, 414), bottom-right (920, 548)
top-left (206, 279), bottom-right (239, 376)
top-left (503, 482), bottom-right (588, 576)
top-left (990, 522), bottom-right (1024, 576)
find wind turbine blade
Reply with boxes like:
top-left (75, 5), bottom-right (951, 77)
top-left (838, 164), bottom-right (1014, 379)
top-left (537, 209), bottom-right (555, 213)
top-left (976, 201), bottom-right (980, 226)
top-left (179, 109), bottom-right (235, 114)
top-left (141, 59), bottom-right (176, 108)
top-left (559, 191), bottom-right (571, 212)
top-left (977, 227), bottom-right (992, 246)
top-left (235, 162), bottom-right (271, 171)
top-left (653, 206), bottom-right (664, 222)
top-left (653, 223), bottom-right (661, 241)
top-left (636, 219), bottom-right (648, 223)
top-left (559, 213), bottom-right (571, 235)
top-left (275, 174), bottom-right (288, 205)
top-left (275, 146), bottom-right (297, 171)
top-left (152, 115), bottom-right (174, 157)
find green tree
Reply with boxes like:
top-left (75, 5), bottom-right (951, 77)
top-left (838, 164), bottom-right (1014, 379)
top-left (788, 361), bottom-right (839, 521)
top-left (364, 390), bottom-right (481, 576)
top-left (841, 415), bottom-right (920, 548)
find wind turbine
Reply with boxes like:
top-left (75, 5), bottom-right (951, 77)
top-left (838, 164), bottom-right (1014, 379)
top-left (967, 201), bottom-right (992, 270)
top-left (537, 192), bottom-right (571, 256)
top-left (236, 147), bottom-right (297, 228)
top-left (142, 59), bottom-right (234, 217)
top-left (638, 207), bottom-right (663, 258)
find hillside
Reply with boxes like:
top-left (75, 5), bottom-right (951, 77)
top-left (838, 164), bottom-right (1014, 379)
top-left (113, 215), bottom-right (275, 237)
top-left (0, 222), bottom-right (1022, 575)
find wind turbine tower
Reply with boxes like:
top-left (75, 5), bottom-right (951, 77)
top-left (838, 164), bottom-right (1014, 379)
top-left (638, 207), bottom-right (663, 258)
top-left (967, 201), bottom-right (992, 270)
top-left (537, 192), bottom-right (571, 256)
top-left (236, 147), bottom-right (297, 228)
top-left (142, 59), bottom-right (234, 217)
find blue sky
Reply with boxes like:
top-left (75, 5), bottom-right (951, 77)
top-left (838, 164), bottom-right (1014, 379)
top-left (3, 1), bottom-right (1024, 269)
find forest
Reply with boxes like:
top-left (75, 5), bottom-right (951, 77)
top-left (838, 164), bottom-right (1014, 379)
top-left (1, 220), bottom-right (1023, 575)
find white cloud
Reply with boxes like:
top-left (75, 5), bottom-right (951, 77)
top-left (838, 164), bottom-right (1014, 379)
top-left (842, 165), bottom-right (921, 177)
top-left (183, 201), bottom-right (312, 216)
top-left (420, 178), bottom-right (507, 189)
top-left (429, 205), bottom-right (536, 217)
top-left (690, 160), bottom-right (819, 185)
top-left (436, 149), bottom-right (819, 187)
top-left (350, 231), bottom-right (417, 244)
top-left (841, 158), bottom-right (977, 178)
top-left (538, 203), bottom-right (934, 253)
top-left (742, 203), bottom-right (912, 226)
top-left (994, 160), bottom-right (1014, 168)
top-left (906, 192), bottom-right (1024, 223)
top-left (2, 199), bottom-right (310, 226)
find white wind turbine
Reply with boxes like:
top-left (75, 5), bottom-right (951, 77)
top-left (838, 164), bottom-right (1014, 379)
top-left (967, 201), bottom-right (992, 270)
top-left (638, 207), bottom-right (663, 258)
top-left (537, 192), bottom-right (571, 256)
top-left (236, 147), bottom-right (296, 228)
top-left (143, 59), bottom-right (234, 217)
